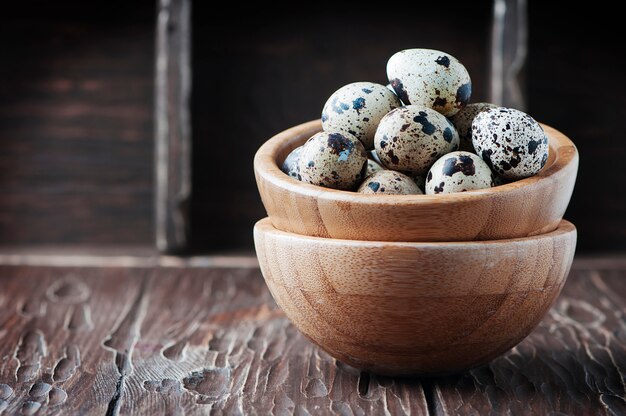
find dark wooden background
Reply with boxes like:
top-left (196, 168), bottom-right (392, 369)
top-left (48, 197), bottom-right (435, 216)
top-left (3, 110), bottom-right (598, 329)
top-left (0, 0), bottom-right (155, 246)
top-left (0, 2), bottom-right (623, 253)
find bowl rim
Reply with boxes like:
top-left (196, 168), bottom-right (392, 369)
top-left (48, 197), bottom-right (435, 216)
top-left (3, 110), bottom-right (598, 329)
top-left (254, 119), bottom-right (578, 205)
top-left (255, 217), bottom-right (576, 247)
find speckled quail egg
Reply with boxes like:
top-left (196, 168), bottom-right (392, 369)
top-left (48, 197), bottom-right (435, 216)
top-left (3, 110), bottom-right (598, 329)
top-left (280, 145), bottom-right (303, 180)
top-left (297, 131), bottom-right (367, 190)
top-left (365, 159), bottom-right (385, 178)
top-left (322, 82), bottom-right (402, 150)
top-left (425, 151), bottom-right (494, 195)
top-left (450, 102), bottom-right (498, 151)
top-left (358, 170), bottom-right (423, 195)
top-left (472, 107), bottom-right (549, 180)
top-left (387, 49), bottom-right (471, 117)
top-left (374, 105), bottom-right (459, 175)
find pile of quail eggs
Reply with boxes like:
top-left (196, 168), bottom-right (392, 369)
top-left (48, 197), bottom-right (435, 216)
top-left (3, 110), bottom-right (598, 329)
top-left (281, 48), bottom-right (549, 195)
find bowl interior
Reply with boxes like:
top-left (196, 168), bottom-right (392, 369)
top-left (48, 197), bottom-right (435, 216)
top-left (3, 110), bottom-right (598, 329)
top-left (269, 120), bottom-right (566, 199)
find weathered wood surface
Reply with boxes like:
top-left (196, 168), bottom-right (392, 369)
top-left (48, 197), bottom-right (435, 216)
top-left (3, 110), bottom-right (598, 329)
top-left (155, 0), bottom-right (192, 253)
top-left (490, 0), bottom-right (527, 110)
top-left (0, 1), bottom-right (155, 246)
top-left (0, 264), bottom-right (624, 415)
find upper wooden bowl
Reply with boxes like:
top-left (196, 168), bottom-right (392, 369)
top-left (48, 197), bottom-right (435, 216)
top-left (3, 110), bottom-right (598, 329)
top-left (254, 218), bottom-right (577, 376)
top-left (254, 120), bottom-right (578, 242)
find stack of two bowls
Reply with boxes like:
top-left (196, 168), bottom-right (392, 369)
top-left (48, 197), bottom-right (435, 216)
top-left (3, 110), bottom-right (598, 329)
top-left (253, 120), bottom-right (578, 376)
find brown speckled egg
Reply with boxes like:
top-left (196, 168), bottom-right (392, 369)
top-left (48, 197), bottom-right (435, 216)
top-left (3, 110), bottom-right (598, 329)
top-left (472, 107), bottom-right (549, 180)
top-left (322, 82), bottom-right (402, 150)
top-left (450, 102), bottom-right (498, 151)
top-left (358, 170), bottom-right (423, 195)
top-left (365, 159), bottom-right (385, 178)
top-left (298, 131), bottom-right (367, 190)
top-left (387, 49), bottom-right (471, 117)
top-left (425, 151), bottom-right (493, 195)
top-left (280, 145), bottom-right (303, 180)
top-left (374, 105), bottom-right (459, 175)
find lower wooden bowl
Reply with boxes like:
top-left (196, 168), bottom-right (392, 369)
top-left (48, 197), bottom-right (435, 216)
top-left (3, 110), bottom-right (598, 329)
top-left (254, 218), bottom-right (577, 376)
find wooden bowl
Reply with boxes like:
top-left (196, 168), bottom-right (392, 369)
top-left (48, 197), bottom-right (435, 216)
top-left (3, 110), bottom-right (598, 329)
top-left (254, 218), bottom-right (577, 376)
top-left (254, 120), bottom-right (578, 242)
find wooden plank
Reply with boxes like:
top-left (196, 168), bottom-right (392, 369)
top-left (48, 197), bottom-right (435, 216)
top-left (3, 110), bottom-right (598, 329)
top-left (155, 0), bottom-right (192, 253)
top-left (490, 0), bottom-right (527, 110)
top-left (0, 0), bottom-right (155, 246)
top-left (0, 265), bottom-right (623, 414)
top-left (0, 266), bottom-right (429, 415)
top-left (0, 267), bottom-right (143, 415)
top-left (0, 249), bottom-right (259, 268)
top-left (431, 269), bottom-right (626, 415)
top-left (0, 251), bottom-right (624, 270)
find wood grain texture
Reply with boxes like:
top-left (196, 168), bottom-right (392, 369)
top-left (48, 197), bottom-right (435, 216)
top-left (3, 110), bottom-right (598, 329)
top-left (431, 268), bottom-right (626, 416)
top-left (0, 0), bottom-right (155, 246)
top-left (490, 0), bottom-right (528, 110)
top-left (155, 0), bottom-right (192, 253)
top-left (0, 266), bottom-right (429, 415)
top-left (254, 120), bottom-right (578, 243)
top-left (0, 264), bottom-right (624, 414)
top-left (254, 218), bottom-right (577, 375)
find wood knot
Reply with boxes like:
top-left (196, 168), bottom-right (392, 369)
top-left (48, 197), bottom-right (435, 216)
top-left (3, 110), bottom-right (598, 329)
top-left (162, 339), bottom-right (188, 361)
top-left (144, 379), bottom-right (182, 397)
top-left (0, 384), bottom-right (13, 400)
top-left (53, 345), bottom-right (81, 382)
top-left (302, 378), bottom-right (329, 398)
top-left (48, 387), bottom-right (67, 406)
top-left (182, 368), bottom-right (231, 403)
top-left (28, 381), bottom-right (52, 398)
top-left (21, 401), bottom-right (41, 415)
top-left (15, 330), bottom-right (46, 382)
top-left (47, 279), bottom-right (90, 304)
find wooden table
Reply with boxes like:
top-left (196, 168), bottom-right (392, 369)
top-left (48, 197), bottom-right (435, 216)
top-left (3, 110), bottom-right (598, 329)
top-left (0, 256), bottom-right (624, 415)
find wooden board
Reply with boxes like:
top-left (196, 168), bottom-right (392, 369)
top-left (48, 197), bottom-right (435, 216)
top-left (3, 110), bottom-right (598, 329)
top-left (431, 268), bottom-right (626, 415)
top-left (0, 262), bottom-right (624, 414)
top-left (155, 0), bottom-right (192, 253)
top-left (0, 0), bottom-right (155, 246)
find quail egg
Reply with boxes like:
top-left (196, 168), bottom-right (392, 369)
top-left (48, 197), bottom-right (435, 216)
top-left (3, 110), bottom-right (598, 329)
top-left (321, 82), bottom-right (402, 150)
top-left (387, 49), bottom-right (471, 117)
top-left (450, 102), bottom-right (498, 152)
top-left (298, 131), bottom-right (367, 190)
top-left (425, 151), bottom-right (494, 194)
top-left (365, 159), bottom-right (385, 178)
top-left (358, 170), bottom-right (423, 195)
top-left (280, 145), bottom-right (303, 180)
top-left (374, 105), bottom-right (459, 175)
top-left (472, 107), bottom-right (549, 180)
